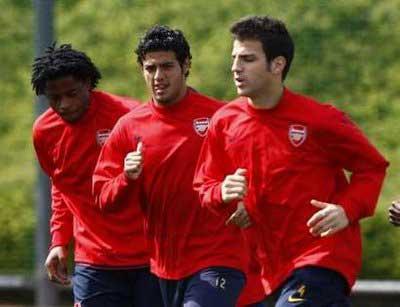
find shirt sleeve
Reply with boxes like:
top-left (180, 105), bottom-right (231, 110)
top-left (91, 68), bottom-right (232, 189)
top-left (49, 184), bottom-right (73, 249)
top-left (32, 126), bottom-right (73, 248)
top-left (193, 118), bottom-right (236, 214)
top-left (317, 106), bottom-right (389, 223)
top-left (92, 119), bottom-right (137, 210)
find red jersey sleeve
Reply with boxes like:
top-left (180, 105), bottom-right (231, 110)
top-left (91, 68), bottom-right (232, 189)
top-left (92, 119), bottom-right (136, 210)
top-left (33, 126), bottom-right (73, 248)
top-left (317, 106), bottom-right (389, 223)
top-left (194, 118), bottom-right (235, 214)
top-left (49, 184), bottom-right (73, 248)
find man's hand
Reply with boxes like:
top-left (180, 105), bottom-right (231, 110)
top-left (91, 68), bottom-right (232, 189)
top-left (221, 168), bottom-right (247, 203)
top-left (45, 246), bottom-right (70, 285)
top-left (307, 199), bottom-right (349, 237)
top-left (388, 200), bottom-right (400, 226)
top-left (225, 201), bottom-right (252, 228)
top-left (124, 141), bottom-right (143, 180)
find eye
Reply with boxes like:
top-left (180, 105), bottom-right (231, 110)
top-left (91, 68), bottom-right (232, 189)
top-left (48, 95), bottom-right (60, 103)
top-left (66, 90), bottom-right (78, 98)
top-left (162, 63), bottom-right (174, 69)
top-left (243, 56), bottom-right (256, 62)
top-left (144, 65), bottom-right (156, 73)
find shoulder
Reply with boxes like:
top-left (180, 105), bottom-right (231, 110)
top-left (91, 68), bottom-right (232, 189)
top-left (114, 103), bottom-right (151, 129)
top-left (92, 90), bottom-right (141, 114)
top-left (32, 108), bottom-right (62, 140)
top-left (212, 96), bottom-right (247, 123)
top-left (189, 88), bottom-right (225, 114)
top-left (286, 88), bottom-right (346, 123)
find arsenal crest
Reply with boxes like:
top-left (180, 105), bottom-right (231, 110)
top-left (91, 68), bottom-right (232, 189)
top-left (288, 124), bottom-right (307, 147)
top-left (193, 118), bottom-right (210, 137)
top-left (96, 129), bottom-right (111, 146)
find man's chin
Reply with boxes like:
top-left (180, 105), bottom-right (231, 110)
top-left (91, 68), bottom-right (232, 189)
top-left (153, 95), bottom-right (173, 106)
top-left (62, 115), bottom-right (80, 123)
top-left (236, 88), bottom-right (249, 97)
top-left (60, 111), bottom-right (84, 123)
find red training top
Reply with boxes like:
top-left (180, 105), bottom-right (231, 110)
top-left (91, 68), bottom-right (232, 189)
top-left (194, 88), bottom-right (389, 294)
top-left (93, 88), bottom-right (248, 279)
top-left (33, 90), bottom-right (149, 267)
top-left (237, 227), bottom-right (265, 306)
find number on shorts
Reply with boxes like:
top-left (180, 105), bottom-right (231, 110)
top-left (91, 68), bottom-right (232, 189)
top-left (216, 277), bottom-right (226, 290)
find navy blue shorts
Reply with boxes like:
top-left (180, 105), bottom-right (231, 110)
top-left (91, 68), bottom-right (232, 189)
top-left (246, 301), bottom-right (267, 307)
top-left (73, 264), bottom-right (162, 307)
top-left (159, 266), bottom-right (246, 307)
top-left (273, 266), bottom-right (350, 307)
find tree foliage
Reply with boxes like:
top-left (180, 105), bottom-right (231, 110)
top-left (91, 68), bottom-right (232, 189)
top-left (1, 0), bottom-right (400, 278)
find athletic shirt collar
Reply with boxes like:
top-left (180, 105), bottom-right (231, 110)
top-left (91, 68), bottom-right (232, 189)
top-left (149, 87), bottom-right (193, 119)
top-left (244, 87), bottom-right (291, 117)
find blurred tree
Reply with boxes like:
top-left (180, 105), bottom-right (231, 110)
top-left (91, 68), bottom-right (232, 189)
top-left (1, 0), bottom-right (400, 278)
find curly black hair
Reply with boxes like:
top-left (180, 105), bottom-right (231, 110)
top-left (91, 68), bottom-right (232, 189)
top-left (135, 25), bottom-right (192, 77)
top-left (230, 16), bottom-right (294, 81)
top-left (31, 43), bottom-right (101, 95)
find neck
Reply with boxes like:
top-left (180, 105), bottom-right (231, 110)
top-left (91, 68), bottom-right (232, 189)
top-left (248, 84), bottom-right (284, 110)
top-left (154, 84), bottom-right (188, 107)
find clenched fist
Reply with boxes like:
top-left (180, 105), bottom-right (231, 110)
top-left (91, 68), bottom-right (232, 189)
top-left (221, 168), bottom-right (247, 203)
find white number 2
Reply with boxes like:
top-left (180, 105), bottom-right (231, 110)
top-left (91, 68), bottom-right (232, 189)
top-left (216, 277), bottom-right (226, 290)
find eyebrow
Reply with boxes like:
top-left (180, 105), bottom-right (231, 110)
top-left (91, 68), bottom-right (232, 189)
top-left (231, 53), bottom-right (256, 58)
top-left (144, 60), bottom-right (176, 66)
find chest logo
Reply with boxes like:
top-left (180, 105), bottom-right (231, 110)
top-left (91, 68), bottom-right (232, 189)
top-left (96, 129), bottom-right (112, 146)
top-left (193, 117), bottom-right (210, 137)
top-left (288, 124), bottom-right (307, 147)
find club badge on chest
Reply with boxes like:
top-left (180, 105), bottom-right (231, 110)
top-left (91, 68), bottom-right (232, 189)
top-left (288, 124), bottom-right (307, 147)
top-left (193, 117), bottom-right (210, 137)
top-left (96, 129), bottom-right (112, 146)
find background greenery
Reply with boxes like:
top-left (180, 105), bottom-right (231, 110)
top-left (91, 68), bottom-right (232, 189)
top-left (1, 0), bottom-right (400, 278)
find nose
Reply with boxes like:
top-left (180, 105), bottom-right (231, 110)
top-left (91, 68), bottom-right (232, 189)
top-left (231, 56), bottom-right (242, 73)
top-left (154, 67), bottom-right (164, 81)
top-left (58, 96), bottom-right (73, 111)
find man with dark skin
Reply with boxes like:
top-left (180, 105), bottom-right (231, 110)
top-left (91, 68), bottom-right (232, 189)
top-left (388, 201), bottom-right (400, 226)
top-left (32, 44), bottom-right (161, 307)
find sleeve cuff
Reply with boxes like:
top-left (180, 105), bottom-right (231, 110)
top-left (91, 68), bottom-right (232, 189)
top-left (50, 232), bottom-right (71, 250)
top-left (338, 198), bottom-right (360, 224)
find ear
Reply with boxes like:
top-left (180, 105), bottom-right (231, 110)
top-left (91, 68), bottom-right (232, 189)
top-left (271, 56), bottom-right (287, 76)
top-left (182, 58), bottom-right (191, 76)
top-left (82, 78), bottom-right (92, 90)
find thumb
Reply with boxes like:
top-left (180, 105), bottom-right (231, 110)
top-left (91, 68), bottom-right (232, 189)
top-left (235, 168), bottom-right (247, 176)
top-left (136, 141), bottom-right (143, 153)
top-left (310, 199), bottom-right (328, 209)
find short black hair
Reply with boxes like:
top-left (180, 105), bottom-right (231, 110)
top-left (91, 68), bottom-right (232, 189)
top-left (230, 16), bottom-right (294, 81)
top-left (135, 25), bottom-right (192, 77)
top-left (31, 43), bottom-right (101, 95)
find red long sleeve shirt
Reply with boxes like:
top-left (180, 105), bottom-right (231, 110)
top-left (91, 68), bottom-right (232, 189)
top-left (194, 88), bottom-right (389, 294)
top-left (33, 90), bottom-right (149, 267)
top-left (93, 89), bottom-right (248, 279)
top-left (237, 227), bottom-right (265, 306)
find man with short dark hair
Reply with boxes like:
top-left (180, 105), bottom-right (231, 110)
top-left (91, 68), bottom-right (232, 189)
top-left (32, 44), bottom-right (161, 307)
top-left (93, 25), bottom-right (247, 307)
top-left (194, 16), bottom-right (388, 306)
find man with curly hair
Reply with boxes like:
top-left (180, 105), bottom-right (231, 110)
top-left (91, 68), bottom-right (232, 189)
top-left (93, 25), bottom-right (248, 307)
top-left (194, 16), bottom-right (389, 306)
top-left (32, 44), bottom-right (162, 307)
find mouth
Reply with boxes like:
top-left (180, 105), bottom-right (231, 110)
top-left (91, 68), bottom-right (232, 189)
top-left (234, 77), bottom-right (246, 88)
top-left (59, 110), bottom-right (79, 121)
top-left (154, 84), bottom-right (168, 95)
